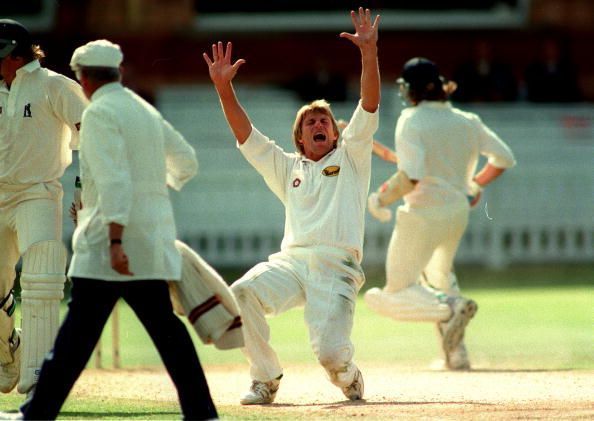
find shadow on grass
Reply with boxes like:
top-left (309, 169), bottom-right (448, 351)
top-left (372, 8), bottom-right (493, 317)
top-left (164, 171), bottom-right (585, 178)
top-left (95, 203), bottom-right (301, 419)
top-left (264, 399), bottom-right (496, 408)
top-left (59, 411), bottom-right (178, 418)
top-left (465, 368), bottom-right (576, 373)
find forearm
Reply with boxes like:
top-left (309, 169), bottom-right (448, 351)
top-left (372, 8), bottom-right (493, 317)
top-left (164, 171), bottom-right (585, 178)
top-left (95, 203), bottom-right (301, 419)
top-left (360, 47), bottom-right (380, 113)
top-left (376, 170), bottom-right (414, 206)
top-left (109, 223), bottom-right (125, 241)
top-left (215, 82), bottom-right (252, 144)
top-left (474, 163), bottom-right (506, 187)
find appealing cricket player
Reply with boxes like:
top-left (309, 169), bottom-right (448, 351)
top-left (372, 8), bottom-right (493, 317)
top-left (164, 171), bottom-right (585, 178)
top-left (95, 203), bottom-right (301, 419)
top-left (204, 8), bottom-right (379, 404)
top-left (0, 19), bottom-right (88, 396)
top-left (366, 57), bottom-right (516, 369)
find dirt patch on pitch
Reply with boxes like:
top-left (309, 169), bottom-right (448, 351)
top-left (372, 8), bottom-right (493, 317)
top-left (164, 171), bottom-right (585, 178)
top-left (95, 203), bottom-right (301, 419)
top-left (73, 364), bottom-right (594, 420)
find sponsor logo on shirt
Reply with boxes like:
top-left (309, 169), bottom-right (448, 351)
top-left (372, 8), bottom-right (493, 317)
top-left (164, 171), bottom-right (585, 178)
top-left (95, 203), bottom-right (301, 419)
top-left (322, 165), bottom-right (340, 177)
top-left (23, 103), bottom-right (32, 118)
top-left (292, 178), bottom-right (301, 188)
top-left (75, 122), bottom-right (81, 131)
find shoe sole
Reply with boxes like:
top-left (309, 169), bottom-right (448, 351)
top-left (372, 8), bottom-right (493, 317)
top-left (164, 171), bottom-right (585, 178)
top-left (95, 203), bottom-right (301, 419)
top-left (240, 398), bottom-right (273, 405)
top-left (240, 391), bottom-right (277, 405)
top-left (442, 300), bottom-right (478, 354)
top-left (343, 370), bottom-right (364, 401)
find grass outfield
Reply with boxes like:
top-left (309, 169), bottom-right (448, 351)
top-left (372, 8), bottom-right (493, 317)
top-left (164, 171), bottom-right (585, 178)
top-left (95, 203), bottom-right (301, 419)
top-left (66, 283), bottom-right (590, 370)
top-left (2, 265), bottom-right (592, 417)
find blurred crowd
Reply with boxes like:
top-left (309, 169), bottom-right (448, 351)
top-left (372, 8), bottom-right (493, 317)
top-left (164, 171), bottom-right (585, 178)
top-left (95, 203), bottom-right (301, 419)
top-left (450, 38), bottom-right (581, 103)
top-left (288, 37), bottom-right (582, 104)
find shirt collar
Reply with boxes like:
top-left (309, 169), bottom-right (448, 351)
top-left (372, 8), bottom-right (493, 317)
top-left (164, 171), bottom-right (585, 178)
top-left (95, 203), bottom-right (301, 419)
top-left (91, 81), bottom-right (123, 101)
top-left (417, 100), bottom-right (452, 109)
top-left (16, 59), bottom-right (41, 75)
top-left (299, 146), bottom-right (338, 163)
top-left (1, 60), bottom-right (40, 91)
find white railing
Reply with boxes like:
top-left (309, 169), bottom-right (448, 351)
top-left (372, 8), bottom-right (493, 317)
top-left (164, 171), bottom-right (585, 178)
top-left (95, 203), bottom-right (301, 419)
top-left (60, 85), bottom-right (594, 269)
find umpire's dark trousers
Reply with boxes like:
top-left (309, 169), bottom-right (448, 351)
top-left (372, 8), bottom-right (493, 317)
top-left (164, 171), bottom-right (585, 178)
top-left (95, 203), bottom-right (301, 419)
top-left (22, 277), bottom-right (218, 420)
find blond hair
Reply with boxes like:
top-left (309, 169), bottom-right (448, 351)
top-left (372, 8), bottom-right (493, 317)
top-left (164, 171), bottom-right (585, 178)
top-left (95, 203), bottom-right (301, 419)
top-left (292, 99), bottom-right (339, 155)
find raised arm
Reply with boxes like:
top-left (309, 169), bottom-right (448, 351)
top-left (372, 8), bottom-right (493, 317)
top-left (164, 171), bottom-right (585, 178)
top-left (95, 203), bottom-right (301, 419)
top-left (340, 8), bottom-right (380, 113)
top-left (203, 41), bottom-right (252, 144)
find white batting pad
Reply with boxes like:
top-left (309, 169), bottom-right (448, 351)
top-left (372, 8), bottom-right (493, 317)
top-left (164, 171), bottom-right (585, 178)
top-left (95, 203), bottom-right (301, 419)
top-left (364, 285), bottom-right (451, 322)
top-left (18, 240), bottom-right (67, 393)
top-left (170, 240), bottom-right (244, 350)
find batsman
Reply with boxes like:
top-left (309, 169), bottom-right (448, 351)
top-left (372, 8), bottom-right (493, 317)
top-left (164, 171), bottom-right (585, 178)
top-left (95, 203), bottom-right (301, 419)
top-left (365, 57), bottom-right (516, 369)
top-left (0, 20), bottom-right (87, 395)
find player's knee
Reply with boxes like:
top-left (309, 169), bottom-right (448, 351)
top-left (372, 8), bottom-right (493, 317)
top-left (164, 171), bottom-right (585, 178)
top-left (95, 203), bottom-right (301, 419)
top-left (21, 240), bottom-right (67, 275)
top-left (20, 240), bottom-right (67, 300)
top-left (317, 345), bottom-right (350, 371)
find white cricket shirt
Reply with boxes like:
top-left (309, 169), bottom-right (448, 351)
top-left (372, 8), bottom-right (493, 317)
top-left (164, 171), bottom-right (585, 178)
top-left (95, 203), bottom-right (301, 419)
top-left (240, 101), bottom-right (379, 262)
top-left (0, 60), bottom-right (88, 185)
top-left (395, 101), bottom-right (516, 207)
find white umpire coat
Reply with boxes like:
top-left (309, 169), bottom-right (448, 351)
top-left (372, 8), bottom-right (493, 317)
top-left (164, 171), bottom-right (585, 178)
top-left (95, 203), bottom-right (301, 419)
top-left (68, 82), bottom-right (197, 281)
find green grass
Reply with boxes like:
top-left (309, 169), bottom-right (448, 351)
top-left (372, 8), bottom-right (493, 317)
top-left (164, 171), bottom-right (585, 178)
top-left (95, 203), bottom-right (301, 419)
top-left (3, 265), bottom-right (593, 417)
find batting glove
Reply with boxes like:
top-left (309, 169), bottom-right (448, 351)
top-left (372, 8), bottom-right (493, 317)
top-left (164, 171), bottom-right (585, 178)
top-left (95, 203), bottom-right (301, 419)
top-left (368, 192), bottom-right (392, 223)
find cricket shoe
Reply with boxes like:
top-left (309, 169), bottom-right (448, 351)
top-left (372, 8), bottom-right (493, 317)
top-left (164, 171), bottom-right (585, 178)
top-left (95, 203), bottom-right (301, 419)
top-left (430, 342), bottom-right (471, 371)
top-left (0, 329), bottom-right (21, 393)
top-left (240, 375), bottom-right (282, 405)
top-left (445, 342), bottom-right (471, 370)
top-left (440, 297), bottom-right (477, 355)
top-left (341, 368), bottom-right (364, 401)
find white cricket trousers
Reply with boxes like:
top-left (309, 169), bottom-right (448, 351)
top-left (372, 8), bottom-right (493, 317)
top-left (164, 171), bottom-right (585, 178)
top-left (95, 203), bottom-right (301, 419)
top-left (386, 201), bottom-right (469, 295)
top-left (231, 246), bottom-right (364, 388)
top-left (0, 181), bottom-right (63, 300)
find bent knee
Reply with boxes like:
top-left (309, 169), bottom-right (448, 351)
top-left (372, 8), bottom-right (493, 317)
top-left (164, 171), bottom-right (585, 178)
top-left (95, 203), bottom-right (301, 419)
top-left (318, 346), bottom-right (352, 370)
top-left (21, 240), bottom-right (67, 275)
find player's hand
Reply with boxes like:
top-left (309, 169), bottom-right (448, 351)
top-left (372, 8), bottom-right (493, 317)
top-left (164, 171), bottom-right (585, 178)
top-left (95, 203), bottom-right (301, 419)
top-left (368, 192), bottom-right (392, 223)
top-left (468, 190), bottom-right (482, 208)
top-left (203, 41), bottom-right (246, 87)
top-left (110, 244), bottom-right (134, 275)
top-left (339, 8), bottom-right (380, 51)
top-left (69, 202), bottom-right (78, 226)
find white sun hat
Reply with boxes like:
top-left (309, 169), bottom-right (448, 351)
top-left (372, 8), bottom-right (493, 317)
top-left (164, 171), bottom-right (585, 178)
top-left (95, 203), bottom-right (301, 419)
top-left (70, 39), bottom-right (123, 71)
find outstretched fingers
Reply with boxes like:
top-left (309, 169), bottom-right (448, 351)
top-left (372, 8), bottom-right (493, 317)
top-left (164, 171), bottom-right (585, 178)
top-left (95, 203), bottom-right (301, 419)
top-left (224, 41), bottom-right (233, 62)
top-left (340, 8), bottom-right (380, 46)
top-left (350, 9), bottom-right (359, 28)
top-left (212, 42), bottom-right (219, 62)
top-left (361, 7), bottom-right (370, 27)
top-left (373, 13), bottom-right (380, 28)
top-left (351, 7), bottom-right (370, 29)
top-left (202, 52), bottom-right (213, 66)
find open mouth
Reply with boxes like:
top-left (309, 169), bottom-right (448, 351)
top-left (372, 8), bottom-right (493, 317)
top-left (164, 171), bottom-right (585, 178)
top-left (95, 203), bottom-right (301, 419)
top-left (313, 133), bottom-right (326, 142)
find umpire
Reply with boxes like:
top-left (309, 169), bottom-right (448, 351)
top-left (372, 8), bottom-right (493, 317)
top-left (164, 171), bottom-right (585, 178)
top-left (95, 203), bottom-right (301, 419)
top-left (20, 40), bottom-right (218, 420)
